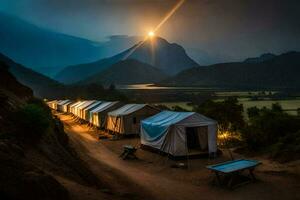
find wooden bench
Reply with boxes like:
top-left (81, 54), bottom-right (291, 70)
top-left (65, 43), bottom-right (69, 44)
top-left (207, 159), bottom-right (261, 189)
top-left (119, 145), bottom-right (137, 160)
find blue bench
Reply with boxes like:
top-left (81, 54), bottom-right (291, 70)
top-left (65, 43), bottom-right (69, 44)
top-left (207, 159), bottom-right (261, 188)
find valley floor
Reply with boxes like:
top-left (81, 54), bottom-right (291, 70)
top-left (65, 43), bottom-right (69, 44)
top-left (56, 113), bottom-right (300, 200)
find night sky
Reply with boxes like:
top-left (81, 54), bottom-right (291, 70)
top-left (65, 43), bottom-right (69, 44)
top-left (1, 0), bottom-right (299, 63)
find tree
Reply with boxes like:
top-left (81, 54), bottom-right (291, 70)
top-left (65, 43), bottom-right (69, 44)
top-left (193, 97), bottom-right (244, 159)
top-left (194, 97), bottom-right (245, 134)
top-left (242, 103), bottom-right (300, 150)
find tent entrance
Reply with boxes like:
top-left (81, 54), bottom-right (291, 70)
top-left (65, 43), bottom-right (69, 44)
top-left (186, 127), bottom-right (200, 150)
top-left (186, 126), bottom-right (208, 152)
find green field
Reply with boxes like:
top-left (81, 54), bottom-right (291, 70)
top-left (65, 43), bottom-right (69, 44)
top-left (157, 99), bottom-right (300, 116)
top-left (240, 99), bottom-right (300, 115)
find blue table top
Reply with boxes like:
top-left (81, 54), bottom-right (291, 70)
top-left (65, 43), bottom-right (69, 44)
top-left (207, 159), bottom-right (261, 173)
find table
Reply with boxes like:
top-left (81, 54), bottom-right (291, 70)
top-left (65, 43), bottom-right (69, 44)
top-left (206, 159), bottom-right (261, 188)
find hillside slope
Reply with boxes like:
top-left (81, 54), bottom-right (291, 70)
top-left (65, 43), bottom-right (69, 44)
top-left (0, 63), bottom-right (107, 200)
top-left (162, 51), bottom-right (300, 89)
top-left (55, 37), bottom-right (198, 84)
top-left (0, 13), bottom-right (109, 76)
top-left (80, 59), bottom-right (168, 85)
top-left (0, 52), bottom-right (64, 98)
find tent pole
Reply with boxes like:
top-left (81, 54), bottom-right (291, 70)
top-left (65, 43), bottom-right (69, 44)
top-left (164, 131), bottom-right (172, 166)
top-left (185, 130), bottom-right (190, 170)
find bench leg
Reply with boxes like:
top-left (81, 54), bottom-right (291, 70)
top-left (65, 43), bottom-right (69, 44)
top-left (215, 172), bottom-right (222, 186)
top-left (249, 169), bottom-right (257, 181)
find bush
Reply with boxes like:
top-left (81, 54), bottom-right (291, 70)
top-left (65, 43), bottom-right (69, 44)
top-left (194, 97), bottom-right (245, 133)
top-left (241, 104), bottom-right (300, 152)
top-left (12, 104), bottom-right (50, 140)
top-left (269, 131), bottom-right (300, 162)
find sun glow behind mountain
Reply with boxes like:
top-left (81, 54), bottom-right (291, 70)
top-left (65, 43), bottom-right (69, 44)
top-left (123, 0), bottom-right (186, 60)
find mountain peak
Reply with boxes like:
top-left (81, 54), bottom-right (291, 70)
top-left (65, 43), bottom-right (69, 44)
top-left (55, 36), bottom-right (198, 84)
top-left (244, 53), bottom-right (276, 63)
top-left (125, 36), bottom-right (198, 75)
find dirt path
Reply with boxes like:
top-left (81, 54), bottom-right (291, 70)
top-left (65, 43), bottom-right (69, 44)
top-left (57, 113), bottom-right (300, 200)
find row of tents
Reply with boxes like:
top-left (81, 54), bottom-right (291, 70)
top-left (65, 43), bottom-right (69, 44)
top-left (47, 100), bottom-right (218, 157)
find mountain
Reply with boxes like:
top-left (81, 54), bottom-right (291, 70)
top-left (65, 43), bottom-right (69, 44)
top-left (244, 53), bottom-right (276, 63)
top-left (0, 13), bottom-right (140, 77)
top-left (162, 51), bottom-right (300, 89)
top-left (55, 37), bottom-right (198, 84)
top-left (126, 37), bottom-right (199, 75)
top-left (0, 62), bottom-right (33, 102)
top-left (0, 52), bottom-right (63, 97)
top-left (79, 59), bottom-right (168, 85)
top-left (55, 50), bottom-right (128, 84)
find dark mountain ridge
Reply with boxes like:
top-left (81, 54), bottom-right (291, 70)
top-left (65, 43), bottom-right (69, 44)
top-left (79, 59), bottom-right (168, 85)
top-left (55, 37), bottom-right (198, 84)
top-left (162, 51), bottom-right (300, 89)
top-left (244, 53), bottom-right (276, 63)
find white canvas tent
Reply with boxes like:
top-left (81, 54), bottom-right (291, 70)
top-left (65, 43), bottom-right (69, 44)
top-left (70, 101), bottom-right (83, 114)
top-left (47, 100), bottom-right (58, 110)
top-left (72, 101), bottom-right (89, 116)
top-left (62, 101), bottom-right (74, 113)
top-left (57, 100), bottom-right (71, 112)
top-left (49, 100), bottom-right (64, 110)
top-left (76, 101), bottom-right (96, 118)
top-left (82, 101), bottom-right (102, 121)
top-left (140, 111), bottom-right (217, 157)
top-left (106, 104), bottom-right (159, 135)
top-left (90, 101), bottom-right (122, 128)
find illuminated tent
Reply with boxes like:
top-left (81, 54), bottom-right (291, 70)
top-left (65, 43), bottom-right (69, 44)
top-left (90, 101), bottom-right (122, 128)
top-left (64, 101), bottom-right (79, 113)
top-left (61, 101), bottom-right (74, 112)
top-left (81, 101), bottom-right (102, 121)
top-left (47, 100), bottom-right (58, 110)
top-left (71, 101), bottom-right (85, 115)
top-left (57, 100), bottom-right (71, 112)
top-left (140, 111), bottom-right (217, 156)
top-left (106, 104), bottom-right (159, 135)
top-left (76, 100), bottom-right (96, 118)
top-left (70, 101), bottom-right (83, 114)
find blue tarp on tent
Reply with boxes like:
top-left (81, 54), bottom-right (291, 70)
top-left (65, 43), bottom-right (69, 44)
top-left (141, 111), bottom-right (218, 156)
top-left (141, 111), bottom-right (194, 142)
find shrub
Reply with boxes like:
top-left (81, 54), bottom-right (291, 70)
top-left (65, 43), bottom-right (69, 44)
top-left (194, 97), bottom-right (245, 133)
top-left (241, 104), bottom-right (300, 151)
top-left (12, 104), bottom-right (50, 140)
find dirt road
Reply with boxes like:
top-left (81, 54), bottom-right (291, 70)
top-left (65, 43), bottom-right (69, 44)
top-left (57, 113), bottom-right (300, 200)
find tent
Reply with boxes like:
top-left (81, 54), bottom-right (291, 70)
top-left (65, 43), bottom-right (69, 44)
top-left (90, 101), bottom-right (122, 128)
top-left (140, 111), bottom-right (217, 157)
top-left (72, 101), bottom-right (91, 116)
top-left (69, 101), bottom-right (83, 114)
top-left (49, 100), bottom-right (64, 110)
top-left (47, 100), bottom-right (58, 110)
top-left (63, 101), bottom-right (77, 113)
top-left (71, 101), bottom-right (84, 114)
top-left (57, 100), bottom-right (71, 112)
top-left (76, 100), bottom-right (96, 118)
top-left (106, 104), bottom-right (159, 135)
top-left (81, 101), bottom-right (102, 121)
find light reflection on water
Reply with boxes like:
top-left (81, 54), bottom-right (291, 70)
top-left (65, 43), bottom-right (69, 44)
top-left (117, 84), bottom-right (215, 90)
